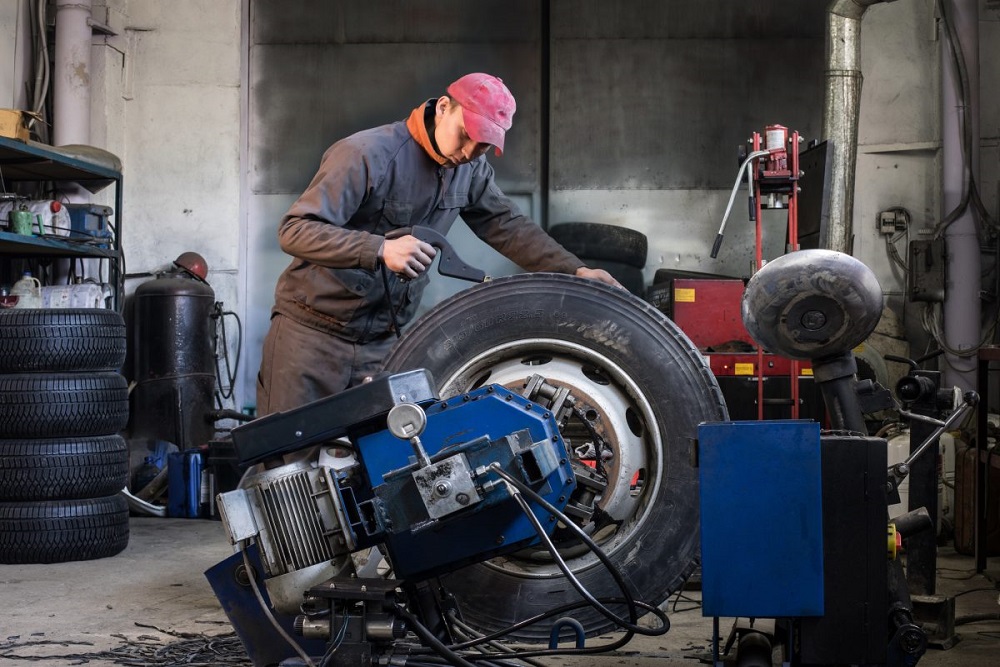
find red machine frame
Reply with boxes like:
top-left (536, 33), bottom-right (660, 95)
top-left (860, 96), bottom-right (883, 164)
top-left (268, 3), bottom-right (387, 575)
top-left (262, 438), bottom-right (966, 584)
top-left (750, 126), bottom-right (802, 419)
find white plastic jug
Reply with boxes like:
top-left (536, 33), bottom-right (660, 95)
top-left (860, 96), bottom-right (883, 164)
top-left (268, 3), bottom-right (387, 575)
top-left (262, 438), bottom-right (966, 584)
top-left (10, 272), bottom-right (42, 309)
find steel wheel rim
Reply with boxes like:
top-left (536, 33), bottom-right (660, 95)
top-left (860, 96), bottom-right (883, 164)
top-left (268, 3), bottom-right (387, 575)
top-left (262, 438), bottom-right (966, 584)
top-left (436, 338), bottom-right (663, 579)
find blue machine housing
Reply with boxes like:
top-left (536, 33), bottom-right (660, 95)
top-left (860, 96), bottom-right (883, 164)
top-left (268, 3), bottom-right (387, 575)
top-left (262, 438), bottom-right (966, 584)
top-left (699, 420), bottom-right (825, 618)
top-left (64, 203), bottom-right (113, 246)
top-left (346, 384), bottom-right (575, 581)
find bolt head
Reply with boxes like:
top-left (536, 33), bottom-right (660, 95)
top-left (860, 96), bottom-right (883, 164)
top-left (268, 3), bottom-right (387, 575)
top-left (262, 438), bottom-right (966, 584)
top-left (801, 310), bottom-right (827, 330)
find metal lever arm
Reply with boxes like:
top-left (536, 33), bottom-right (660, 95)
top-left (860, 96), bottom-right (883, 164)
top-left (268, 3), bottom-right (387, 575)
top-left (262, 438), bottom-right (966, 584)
top-left (385, 226), bottom-right (487, 283)
top-left (888, 390), bottom-right (978, 494)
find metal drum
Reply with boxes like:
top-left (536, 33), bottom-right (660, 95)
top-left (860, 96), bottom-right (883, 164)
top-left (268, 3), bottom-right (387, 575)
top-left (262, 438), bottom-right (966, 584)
top-left (130, 271), bottom-right (216, 450)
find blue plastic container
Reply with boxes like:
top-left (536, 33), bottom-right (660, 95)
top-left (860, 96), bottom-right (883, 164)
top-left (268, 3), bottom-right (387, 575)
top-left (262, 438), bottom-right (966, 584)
top-left (167, 450), bottom-right (204, 518)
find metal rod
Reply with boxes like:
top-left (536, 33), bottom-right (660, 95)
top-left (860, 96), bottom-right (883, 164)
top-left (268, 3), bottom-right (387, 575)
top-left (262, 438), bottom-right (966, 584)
top-left (900, 393), bottom-right (976, 469)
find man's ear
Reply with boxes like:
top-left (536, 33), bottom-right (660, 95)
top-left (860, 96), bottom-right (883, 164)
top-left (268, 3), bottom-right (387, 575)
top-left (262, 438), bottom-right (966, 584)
top-left (435, 96), bottom-right (452, 117)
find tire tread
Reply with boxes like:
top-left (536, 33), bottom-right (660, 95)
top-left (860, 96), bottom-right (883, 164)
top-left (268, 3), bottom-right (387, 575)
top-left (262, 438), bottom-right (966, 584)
top-left (0, 495), bottom-right (130, 564)
top-left (0, 309), bottom-right (125, 372)
top-left (0, 435), bottom-right (129, 500)
top-left (0, 372), bottom-right (129, 438)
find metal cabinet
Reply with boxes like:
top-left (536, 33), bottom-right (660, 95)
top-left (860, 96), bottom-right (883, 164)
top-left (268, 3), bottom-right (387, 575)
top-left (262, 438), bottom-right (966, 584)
top-left (0, 136), bottom-right (123, 310)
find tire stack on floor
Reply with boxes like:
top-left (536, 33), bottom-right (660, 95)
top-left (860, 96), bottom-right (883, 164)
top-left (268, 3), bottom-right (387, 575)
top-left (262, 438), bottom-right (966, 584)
top-left (547, 222), bottom-right (648, 296)
top-left (0, 309), bottom-right (131, 564)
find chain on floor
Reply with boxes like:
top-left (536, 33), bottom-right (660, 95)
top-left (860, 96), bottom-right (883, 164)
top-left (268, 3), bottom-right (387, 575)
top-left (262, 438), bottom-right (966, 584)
top-left (0, 623), bottom-right (252, 666)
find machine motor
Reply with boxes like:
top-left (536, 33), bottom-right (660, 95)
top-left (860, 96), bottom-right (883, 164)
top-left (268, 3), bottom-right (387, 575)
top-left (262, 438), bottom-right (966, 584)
top-left (214, 371), bottom-right (580, 615)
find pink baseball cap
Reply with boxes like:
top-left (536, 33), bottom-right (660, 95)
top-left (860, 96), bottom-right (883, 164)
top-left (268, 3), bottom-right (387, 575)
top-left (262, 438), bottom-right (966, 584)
top-left (447, 73), bottom-right (516, 156)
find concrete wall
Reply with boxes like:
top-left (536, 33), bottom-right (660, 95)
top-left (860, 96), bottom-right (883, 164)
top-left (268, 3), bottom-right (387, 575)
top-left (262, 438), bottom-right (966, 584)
top-left (1, 0), bottom-right (245, 411)
top-left (243, 0), bottom-right (546, 412)
top-left (548, 1), bottom-right (828, 283)
top-left (242, 0), bottom-right (1000, 410)
top-left (93, 0), bottom-right (244, 410)
top-left (0, 0), bottom-right (32, 111)
top-left (1, 0), bottom-right (998, 416)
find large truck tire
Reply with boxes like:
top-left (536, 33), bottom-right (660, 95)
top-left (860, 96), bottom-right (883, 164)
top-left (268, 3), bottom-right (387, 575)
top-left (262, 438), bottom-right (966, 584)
top-left (384, 273), bottom-right (727, 640)
top-left (548, 222), bottom-right (648, 269)
top-left (577, 259), bottom-right (646, 296)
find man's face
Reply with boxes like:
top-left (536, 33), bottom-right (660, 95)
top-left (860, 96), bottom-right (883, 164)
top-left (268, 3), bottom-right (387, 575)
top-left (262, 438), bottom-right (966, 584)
top-left (434, 97), bottom-right (491, 166)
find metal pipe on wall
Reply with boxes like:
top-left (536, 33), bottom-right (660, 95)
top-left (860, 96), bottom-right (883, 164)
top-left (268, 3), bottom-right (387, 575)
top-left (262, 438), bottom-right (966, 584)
top-left (941, 0), bottom-right (980, 392)
top-left (52, 0), bottom-right (92, 148)
top-left (821, 0), bottom-right (897, 254)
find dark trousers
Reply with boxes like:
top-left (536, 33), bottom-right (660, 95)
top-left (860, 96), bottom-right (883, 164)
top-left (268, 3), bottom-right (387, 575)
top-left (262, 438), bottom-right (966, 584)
top-left (255, 312), bottom-right (395, 416)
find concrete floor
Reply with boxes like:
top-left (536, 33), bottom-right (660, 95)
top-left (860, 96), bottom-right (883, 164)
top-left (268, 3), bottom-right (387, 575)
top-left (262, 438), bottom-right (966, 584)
top-left (1, 517), bottom-right (998, 666)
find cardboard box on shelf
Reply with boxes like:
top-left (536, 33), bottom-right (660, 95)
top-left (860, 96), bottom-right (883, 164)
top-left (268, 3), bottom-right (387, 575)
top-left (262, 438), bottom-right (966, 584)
top-left (0, 109), bottom-right (40, 141)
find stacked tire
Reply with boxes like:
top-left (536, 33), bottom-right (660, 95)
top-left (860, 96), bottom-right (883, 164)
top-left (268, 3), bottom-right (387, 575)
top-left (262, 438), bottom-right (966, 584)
top-left (0, 308), bottom-right (130, 564)
top-left (548, 222), bottom-right (649, 296)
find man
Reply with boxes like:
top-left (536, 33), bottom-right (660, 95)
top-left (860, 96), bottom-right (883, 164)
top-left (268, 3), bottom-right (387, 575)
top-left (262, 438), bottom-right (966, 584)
top-left (257, 72), bottom-right (621, 415)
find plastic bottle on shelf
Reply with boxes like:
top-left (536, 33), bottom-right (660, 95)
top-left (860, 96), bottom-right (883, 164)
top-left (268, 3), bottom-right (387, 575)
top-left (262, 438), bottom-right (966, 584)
top-left (0, 285), bottom-right (14, 308)
top-left (9, 272), bottom-right (42, 309)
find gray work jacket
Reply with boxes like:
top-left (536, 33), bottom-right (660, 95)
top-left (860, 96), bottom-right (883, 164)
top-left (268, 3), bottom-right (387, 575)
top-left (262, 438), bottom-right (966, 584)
top-left (272, 105), bottom-right (584, 342)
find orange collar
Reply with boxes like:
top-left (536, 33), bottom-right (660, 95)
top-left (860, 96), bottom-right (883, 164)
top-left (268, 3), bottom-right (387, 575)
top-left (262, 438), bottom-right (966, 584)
top-left (406, 102), bottom-right (450, 167)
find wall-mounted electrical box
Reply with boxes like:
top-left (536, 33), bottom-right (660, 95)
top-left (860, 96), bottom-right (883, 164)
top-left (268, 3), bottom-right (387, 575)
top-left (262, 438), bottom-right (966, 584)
top-left (908, 238), bottom-right (946, 302)
top-left (878, 208), bottom-right (909, 235)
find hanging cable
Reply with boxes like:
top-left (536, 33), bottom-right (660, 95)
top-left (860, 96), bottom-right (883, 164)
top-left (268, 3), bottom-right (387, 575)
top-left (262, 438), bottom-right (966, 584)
top-left (486, 464), bottom-right (666, 637)
top-left (918, 1), bottom-right (1000, 360)
top-left (379, 263), bottom-right (410, 339)
top-left (212, 302), bottom-right (243, 402)
top-left (444, 611), bottom-right (547, 667)
top-left (393, 604), bottom-right (479, 667)
top-left (922, 301), bottom-right (1000, 359)
top-left (407, 594), bottom-right (669, 661)
top-left (932, 0), bottom-right (997, 237)
top-left (28, 0), bottom-right (50, 137)
top-left (318, 609), bottom-right (351, 667)
top-left (239, 541), bottom-right (316, 667)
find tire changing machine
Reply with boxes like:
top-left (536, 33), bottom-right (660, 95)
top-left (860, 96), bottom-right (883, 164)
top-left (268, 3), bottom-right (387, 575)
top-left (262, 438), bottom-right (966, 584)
top-left (700, 250), bottom-right (977, 667)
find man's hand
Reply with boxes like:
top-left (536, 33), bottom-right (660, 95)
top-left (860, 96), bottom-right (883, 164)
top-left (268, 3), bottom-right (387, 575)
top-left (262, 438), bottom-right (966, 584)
top-left (575, 266), bottom-right (625, 289)
top-left (381, 235), bottom-right (437, 279)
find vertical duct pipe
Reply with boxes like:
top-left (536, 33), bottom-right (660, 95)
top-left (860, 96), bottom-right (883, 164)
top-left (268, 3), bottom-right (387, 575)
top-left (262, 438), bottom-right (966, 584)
top-left (941, 0), bottom-right (980, 391)
top-left (821, 0), bottom-right (896, 254)
top-left (52, 0), bottom-right (92, 148)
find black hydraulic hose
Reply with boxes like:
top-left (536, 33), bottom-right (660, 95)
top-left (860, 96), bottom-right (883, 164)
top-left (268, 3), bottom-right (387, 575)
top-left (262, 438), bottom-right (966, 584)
top-left (509, 485), bottom-right (642, 633)
top-left (889, 507), bottom-right (933, 538)
top-left (404, 580), bottom-right (452, 644)
top-left (429, 597), bottom-right (651, 654)
top-left (445, 611), bottom-right (548, 667)
top-left (487, 464), bottom-right (669, 636)
top-left (394, 604), bottom-right (478, 667)
top-left (401, 657), bottom-right (521, 667)
top-left (380, 264), bottom-right (403, 339)
top-left (208, 408), bottom-right (253, 423)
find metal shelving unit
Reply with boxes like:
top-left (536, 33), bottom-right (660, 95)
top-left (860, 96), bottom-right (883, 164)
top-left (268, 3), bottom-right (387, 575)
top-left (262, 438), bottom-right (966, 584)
top-left (0, 136), bottom-right (123, 309)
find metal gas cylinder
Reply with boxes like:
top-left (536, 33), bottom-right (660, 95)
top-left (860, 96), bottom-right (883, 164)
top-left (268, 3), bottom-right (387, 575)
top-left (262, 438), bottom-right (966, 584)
top-left (130, 267), bottom-right (217, 450)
